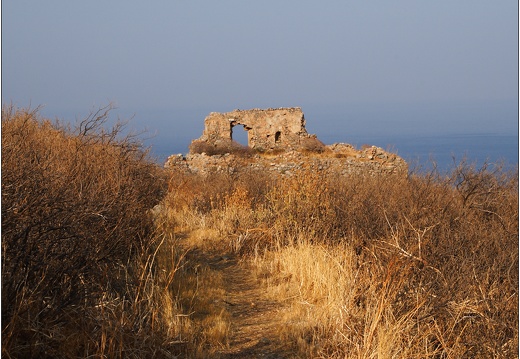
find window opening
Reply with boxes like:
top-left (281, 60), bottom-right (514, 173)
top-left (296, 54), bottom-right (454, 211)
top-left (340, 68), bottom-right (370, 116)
top-left (275, 131), bottom-right (281, 143)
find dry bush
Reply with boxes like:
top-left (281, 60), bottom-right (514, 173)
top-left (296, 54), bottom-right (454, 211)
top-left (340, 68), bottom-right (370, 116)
top-left (164, 169), bottom-right (275, 256)
top-left (300, 136), bottom-right (326, 153)
top-left (164, 157), bottom-right (518, 357)
top-left (1, 106), bottom-right (181, 358)
top-left (189, 139), bottom-right (219, 155)
top-left (189, 139), bottom-right (254, 157)
top-left (273, 164), bottom-right (518, 357)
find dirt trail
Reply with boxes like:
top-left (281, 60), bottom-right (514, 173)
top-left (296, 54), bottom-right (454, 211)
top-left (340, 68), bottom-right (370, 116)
top-left (219, 259), bottom-right (292, 358)
top-left (179, 235), bottom-right (295, 358)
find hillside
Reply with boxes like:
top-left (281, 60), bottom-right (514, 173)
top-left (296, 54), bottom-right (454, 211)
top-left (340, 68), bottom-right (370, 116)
top-left (158, 159), bottom-right (518, 358)
top-left (2, 106), bottom-right (518, 358)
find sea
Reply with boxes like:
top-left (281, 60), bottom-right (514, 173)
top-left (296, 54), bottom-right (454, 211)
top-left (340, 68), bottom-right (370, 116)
top-left (326, 132), bottom-right (519, 173)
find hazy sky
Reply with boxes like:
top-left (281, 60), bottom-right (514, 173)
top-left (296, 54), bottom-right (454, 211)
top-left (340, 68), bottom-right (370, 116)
top-left (2, 1), bottom-right (518, 155)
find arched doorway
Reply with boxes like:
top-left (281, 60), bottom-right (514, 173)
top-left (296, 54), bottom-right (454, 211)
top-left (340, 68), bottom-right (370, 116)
top-left (231, 124), bottom-right (249, 147)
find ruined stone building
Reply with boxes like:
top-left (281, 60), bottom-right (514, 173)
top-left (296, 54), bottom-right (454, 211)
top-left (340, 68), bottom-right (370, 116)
top-left (192, 107), bottom-right (314, 152)
top-left (167, 107), bottom-right (407, 176)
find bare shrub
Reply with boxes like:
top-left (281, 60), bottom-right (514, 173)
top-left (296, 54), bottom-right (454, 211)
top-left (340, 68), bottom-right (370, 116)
top-left (163, 156), bottom-right (518, 357)
top-left (189, 139), bottom-right (254, 157)
top-left (277, 164), bottom-right (518, 357)
top-left (300, 136), bottom-right (326, 153)
top-left (189, 139), bottom-right (218, 155)
top-left (1, 106), bottom-right (178, 358)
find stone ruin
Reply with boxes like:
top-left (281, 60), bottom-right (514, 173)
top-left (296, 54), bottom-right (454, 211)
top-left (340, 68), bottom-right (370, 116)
top-left (167, 107), bottom-right (408, 177)
top-left (191, 107), bottom-right (315, 152)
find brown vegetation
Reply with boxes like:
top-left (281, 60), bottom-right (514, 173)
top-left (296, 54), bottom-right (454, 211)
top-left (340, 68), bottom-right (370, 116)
top-left (1, 106), bottom-right (175, 358)
top-left (189, 139), bottom-right (254, 157)
top-left (164, 159), bottom-right (518, 358)
top-left (3, 105), bottom-right (518, 358)
top-left (300, 136), bottom-right (326, 154)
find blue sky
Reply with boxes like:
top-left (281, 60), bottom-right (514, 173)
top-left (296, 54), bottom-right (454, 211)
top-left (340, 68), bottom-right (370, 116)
top-left (2, 1), bottom-right (518, 157)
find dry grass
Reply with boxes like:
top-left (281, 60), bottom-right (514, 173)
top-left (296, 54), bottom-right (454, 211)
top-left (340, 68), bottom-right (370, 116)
top-left (5, 104), bottom-right (516, 358)
top-left (189, 139), bottom-right (254, 157)
top-left (160, 225), bottom-right (234, 358)
top-left (163, 157), bottom-right (518, 358)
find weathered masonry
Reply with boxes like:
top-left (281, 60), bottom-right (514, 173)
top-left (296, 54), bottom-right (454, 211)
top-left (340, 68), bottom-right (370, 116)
top-left (193, 107), bottom-right (314, 151)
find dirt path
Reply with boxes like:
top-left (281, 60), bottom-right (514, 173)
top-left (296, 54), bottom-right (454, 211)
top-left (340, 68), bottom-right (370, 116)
top-left (219, 258), bottom-right (293, 358)
top-left (179, 234), bottom-right (295, 358)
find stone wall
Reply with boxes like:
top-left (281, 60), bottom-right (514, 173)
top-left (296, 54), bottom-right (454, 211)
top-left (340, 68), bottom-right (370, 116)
top-left (192, 107), bottom-right (313, 152)
top-left (165, 144), bottom-right (408, 177)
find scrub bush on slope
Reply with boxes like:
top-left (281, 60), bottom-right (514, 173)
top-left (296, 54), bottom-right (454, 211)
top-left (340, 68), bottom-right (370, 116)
top-left (2, 106), bottom-right (173, 358)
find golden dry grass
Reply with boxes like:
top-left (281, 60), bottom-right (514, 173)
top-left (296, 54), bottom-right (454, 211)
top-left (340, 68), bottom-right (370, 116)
top-left (163, 157), bottom-right (518, 358)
